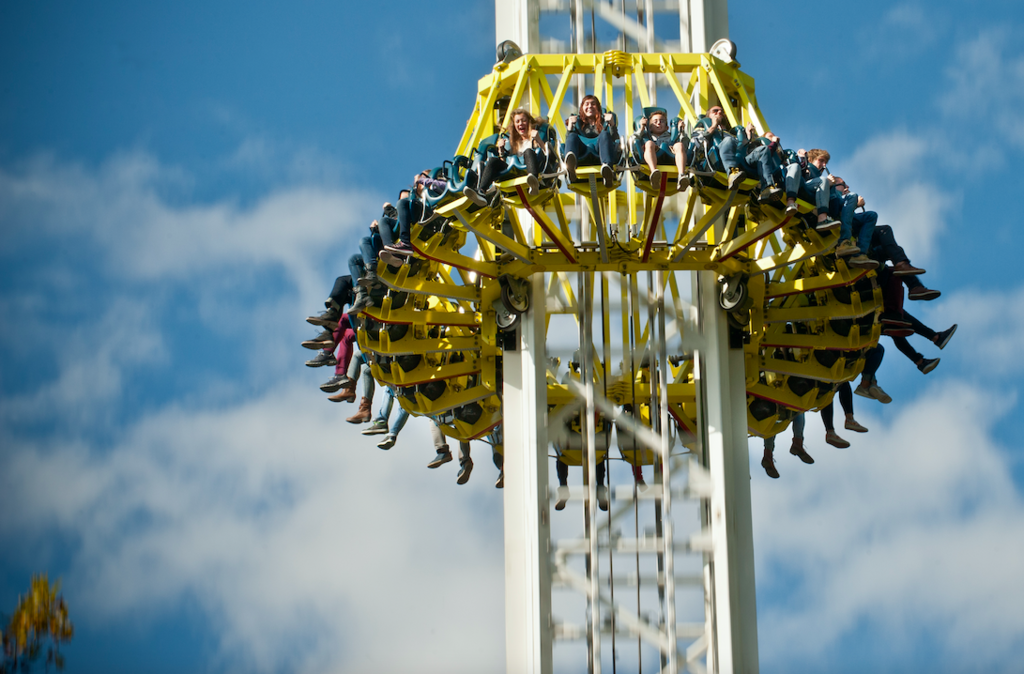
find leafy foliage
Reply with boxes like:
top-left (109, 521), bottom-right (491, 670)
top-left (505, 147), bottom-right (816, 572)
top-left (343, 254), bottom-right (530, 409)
top-left (0, 575), bottom-right (74, 673)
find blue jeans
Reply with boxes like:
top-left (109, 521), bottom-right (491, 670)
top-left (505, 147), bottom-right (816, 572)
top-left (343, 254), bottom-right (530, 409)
top-left (565, 127), bottom-right (621, 166)
top-left (765, 413), bottom-right (804, 451)
top-left (360, 233), bottom-right (382, 269)
top-left (785, 165), bottom-right (829, 214)
top-left (830, 192), bottom-right (860, 241)
top-left (376, 388), bottom-right (410, 435)
top-left (719, 137), bottom-right (780, 187)
top-left (347, 252), bottom-right (365, 283)
top-left (398, 197), bottom-right (430, 245)
top-left (377, 215), bottom-right (398, 249)
top-left (851, 211), bottom-right (877, 255)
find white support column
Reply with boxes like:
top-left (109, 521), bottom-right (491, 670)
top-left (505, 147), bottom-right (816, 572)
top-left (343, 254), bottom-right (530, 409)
top-left (495, 0), bottom-right (540, 54)
top-left (696, 270), bottom-right (759, 674)
top-left (503, 272), bottom-right (553, 674)
top-left (681, 0), bottom-right (728, 53)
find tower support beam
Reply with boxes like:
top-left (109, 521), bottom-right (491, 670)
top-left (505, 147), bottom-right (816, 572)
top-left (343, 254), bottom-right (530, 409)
top-left (502, 272), bottom-right (554, 674)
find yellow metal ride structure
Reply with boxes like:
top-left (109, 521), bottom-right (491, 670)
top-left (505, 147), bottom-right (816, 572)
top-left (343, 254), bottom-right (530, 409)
top-left (356, 50), bottom-right (882, 459)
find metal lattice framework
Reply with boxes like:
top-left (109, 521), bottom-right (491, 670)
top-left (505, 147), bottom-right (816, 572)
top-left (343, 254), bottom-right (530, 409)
top-left (352, 47), bottom-right (882, 673)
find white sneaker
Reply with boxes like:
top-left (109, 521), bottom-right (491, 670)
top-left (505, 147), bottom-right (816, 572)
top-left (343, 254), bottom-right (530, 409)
top-left (377, 434), bottom-right (396, 450)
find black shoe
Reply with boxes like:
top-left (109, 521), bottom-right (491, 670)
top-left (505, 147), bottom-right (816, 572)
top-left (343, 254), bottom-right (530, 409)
top-left (301, 329), bottom-right (335, 350)
top-left (456, 458), bottom-right (474, 485)
top-left (601, 163), bottom-right (615, 187)
top-left (305, 351), bottom-right (337, 368)
top-left (306, 308), bottom-right (340, 329)
top-left (320, 374), bottom-right (350, 392)
top-left (934, 324), bottom-right (957, 350)
top-left (917, 357), bottom-right (940, 374)
top-left (427, 447), bottom-right (452, 469)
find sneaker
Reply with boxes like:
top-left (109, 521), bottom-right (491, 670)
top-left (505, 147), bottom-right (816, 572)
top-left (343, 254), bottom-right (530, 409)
top-left (868, 383), bottom-right (892, 404)
top-left (597, 485), bottom-right (609, 511)
top-left (790, 439), bottom-right (816, 463)
top-left (880, 312), bottom-right (911, 327)
top-left (758, 185), bottom-right (783, 203)
top-left (602, 163), bottom-right (616, 188)
top-left (306, 308), bottom-right (340, 329)
top-left (564, 152), bottom-right (577, 182)
top-left (525, 174), bottom-right (540, 196)
top-left (301, 329), bottom-right (335, 350)
top-left (495, 471), bottom-right (504, 489)
top-left (934, 324), bottom-right (957, 350)
top-left (845, 418), bottom-right (869, 433)
top-left (305, 351), bottom-right (337, 368)
top-left (824, 431), bottom-right (850, 449)
top-left (854, 381), bottom-right (873, 398)
top-left (785, 200), bottom-right (798, 216)
top-left (835, 238), bottom-right (860, 257)
top-left (727, 168), bottom-right (745, 190)
top-left (761, 450), bottom-right (780, 479)
top-left (908, 285), bottom-right (941, 301)
top-left (427, 447), bottom-right (452, 469)
top-left (320, 374), bottom-right (350, 393)
top-left (377, 434), bottom-right (396, 450)
top-left (649, 169), bottom-right (661, 186)
top-left (554, 485), bottom-right (569, 510)
top-left (892, 260), bottom-right (925, 276)
top-left (676, 174), bottom-right (690, 192)
top-left (361, 419), bottom-right (390, 435)
top-left (847, 254), bottom-right (878, 270)
top-left (815, 216), bottom-right (840, 231)
top-left (385, 241), bottom-right (415, 257)
top-left (917, 357), bottom-right (940, 374)
top-left (456, 458), bottom-right (474, 485)
top-left (463, 187), bottom-right (488, 207)
top-left (377, 249), bottom-right (406, 267)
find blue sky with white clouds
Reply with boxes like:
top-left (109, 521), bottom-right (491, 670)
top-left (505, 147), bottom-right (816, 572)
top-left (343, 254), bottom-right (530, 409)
top-left (2, 1), bottom-right (1024, 672)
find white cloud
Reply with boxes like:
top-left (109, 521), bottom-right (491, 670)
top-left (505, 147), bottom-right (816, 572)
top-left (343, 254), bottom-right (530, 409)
top-left (842, 130), bottom-right (955, 266)
top-left (0, 382), bottom-right (507, 674)
top-left (915, 284), bottom-right (1024, 378)
top-left (752, 380), bottom-right (1024, 672)
top-left (0, 150), bottom-right (376, 303)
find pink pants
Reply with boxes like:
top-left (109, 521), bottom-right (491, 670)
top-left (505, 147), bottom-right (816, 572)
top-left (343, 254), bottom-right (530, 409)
top-left (332, 314), bottom-right (356, 376)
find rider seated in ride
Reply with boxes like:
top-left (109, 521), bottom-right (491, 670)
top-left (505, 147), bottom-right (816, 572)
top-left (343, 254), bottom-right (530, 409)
top-left (783, 148), bottom-right (834, 226)
top-left (635, 107), bottom-right (690, 191)
top-left (385, 171), bottom-right (447, 259)
top-left (563, 94), bottom-right (621, 188)
top-left (349, 192), bottom-right (410, 309)
top-left (713, 116), bottom-right (783, 195)
top-left (495, 107), bottom-right (551, 196)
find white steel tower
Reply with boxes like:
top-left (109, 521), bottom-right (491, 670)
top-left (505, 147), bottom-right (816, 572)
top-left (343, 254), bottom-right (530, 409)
top-left (494, 2), bottom-right (759, 673)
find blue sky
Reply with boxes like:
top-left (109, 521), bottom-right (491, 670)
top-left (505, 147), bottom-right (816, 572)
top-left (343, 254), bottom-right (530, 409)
top-left (2, 1), bottom-right (1024, 672)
